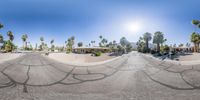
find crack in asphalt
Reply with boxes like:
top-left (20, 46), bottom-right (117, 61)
top-left (23, 66), bottom-right (30, 93)
top-left (2, 52), bottom-right (199, 92)
top-left (0, 53), bottom-right (130, 93)
top-left (141, 55), bottom-right (200, 90)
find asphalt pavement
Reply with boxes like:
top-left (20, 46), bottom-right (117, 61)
top-left (0, 52), bottom-right (200, 100)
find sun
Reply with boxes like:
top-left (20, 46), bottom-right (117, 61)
top-left (124, 21), bottom-right (142, 33)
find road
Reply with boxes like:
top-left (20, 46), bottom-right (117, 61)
top-left (0, 52), bottom-right (200, 100)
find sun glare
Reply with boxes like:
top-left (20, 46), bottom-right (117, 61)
top-left (124, 21), bottom-right (142, 33)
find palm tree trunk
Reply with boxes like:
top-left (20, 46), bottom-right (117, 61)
top-left (146, 40), bottom-right (148, 49)
top-left (194, 43), bottom-right (196, 52)
top-left (23, 41), bottom-right (25, 50)
top-left (157, 43), bottom-right (160, 53)
top-left (25, 41), bottom-right (27, 49)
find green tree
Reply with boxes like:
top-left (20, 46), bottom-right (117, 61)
top-left (40, 37), bottom-right (44, 51)
top-left (101, 38), bottom-right (108, 46)
top-left (4, 40), bottom-right (15, 52)
top-left (191, 32), bottom-right (200, 52)
top-left (153, 31), bottom-right (166, 53)
top-left (99, 35), bottom-right (108, 47)
top-left (126, 43), bottom-right (132, 52)
top-left (50, 39), bottom-right (55, 51)
top-left (7, 31), bottom-right (14, 41)
top-left (143, 32), bottom-right (152, 51)
top-left (0, 34), bottom-right (3, 50)
top-left (120, 37), bottom-right (129, 47)
top-left (78, 42), bottom-right (83, 47)
top-left (40, 37), bottom-right (44, 42)
top-left (21, 34), bottom-right (28, 50)
top-left (5, 31), bottom-right (15, 52)
top-left (110, 40), bottom-right (117, 53)
top-left (192, 20), bottom-right (200, 29)
top-left (160, 45), bottom-right (170, 53)
top-left (120, 37), bottom-right (131, 53)
top-left (117, 45), bottom-right (123, 54)
top-left (66, 36), bottom-right (75, 52)
top-left (107, 42), bottom-right (113, 47)
top-left (186, 43), bottom-right (190, 48)
top-left (137, 37), bottom-right (145, 53)
top-left (50, 39), bottom-right (54, 44)
top-left (0, 23), bottom-right (3, 42)
top-left (0, 23), bottom-right (3, 29)
top-left (91, 41), bottom-right (95, 47)
top-left (99, 35), bottom-right (102, 40)
top-left (35, 43), bottom-right (38, 50)
top-left (99, 35), bottom-right (102, 47)
top-left (0, 34), bottom-right (3, 43)
top-left (178, 44), bottom-right (184, 47)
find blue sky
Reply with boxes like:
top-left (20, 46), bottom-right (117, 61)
top-left (0, 0), bottom-right (199, 47)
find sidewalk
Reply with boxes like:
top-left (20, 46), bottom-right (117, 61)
top-left (43, 53), bottom-right (128, 67)
top-left (0, 53), bottom-right (24, 64)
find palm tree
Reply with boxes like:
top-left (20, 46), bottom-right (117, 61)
top-left (78, 42), bottom-right (83, 47)
top-left (179, 44), bottom-right (184, 47)
top-left (0, 34), bottom-right (3, 43)
top-left (71, 36), bottom-right (75, 47)
top-left (0, 34), bottom-right (3, 50)
top-left (143, 32), bottom-right (152, 50)
top-left (99, 36), bottom-right (108, 47)
top-left (113, 40), bottom-right (116, 44)
top-left (192, 20), bottom-right (200, 31)
top-left (50, 39), bottom-right (54, 51)
top-left (71, 36), bottom-right (75, 40)
top-left (66, 36), bottom-right (75, 52)
top-left (40, 37), bottom-right (44, 42)
top-left (35, 43), bottom-right (38, 50)
top-left (50, 39), bottom-right (54, 44)
top-left (7, 31), bottom-right (14, 41)
top-left (99, 35), bottom-right (103, 39)
top-left (99, 35), bottom-right (103, 47)
top-left (191, 32), bottom-right (200, 52)
top-left (40, 37), bottom-right (44, 50)
top-left (192, 20), bottom-right (200, 26)
top-left (173, 44), bottom-right (176, 48)
top-left (91, 41), bottom-right (95, 47)
top-left (0, 23), bottom-right (3, 29)
top-left (5, 31), bottom-right (14, 52)
top-left (108, 42), bottom-right (113, 48)
top-left (40, 37), bottom-right (44, 45)
top-left (153, 31), bottom-right (166, 52)
top-left (102, 38), bottom-right (108, 46)
top-left (112, 40), bottom-right (116, 47)
top-left (0, 23), bottom-right (3, 49)
top-left (21, 34), bottom-right (28, 50)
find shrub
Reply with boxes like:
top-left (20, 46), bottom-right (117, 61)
top-left (5, 43), bottom-right (12, 52)
top-left (94, 51), bottom-right (101, 56)
top-left (4, 40), bottom-right (15, 52)
top-left (150, 49), bottom-right (156, 54)
top-left (160, 45), bottom-right (170, 53)
top-left (66, 51), bottom-right (70, 54)
top-left (45, 52), bottom-right (49, 56)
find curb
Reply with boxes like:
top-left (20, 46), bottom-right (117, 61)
top-left (42, 53), bottom-right (124, 67)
